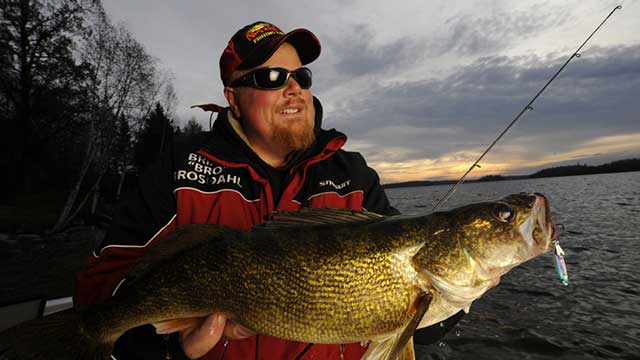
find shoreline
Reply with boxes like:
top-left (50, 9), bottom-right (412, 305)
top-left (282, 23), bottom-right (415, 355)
top-left (0, 227), bottom-right (103, 305)
top-left (383, 168), bottom-right (640, 189)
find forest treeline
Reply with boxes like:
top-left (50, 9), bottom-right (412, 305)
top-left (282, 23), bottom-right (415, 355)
top-left (527, 158), bottom-right (640, 178)
top-left (0, 0), bottom-right (204, 233)
top-left (384, 158), bottom-right (640, 189)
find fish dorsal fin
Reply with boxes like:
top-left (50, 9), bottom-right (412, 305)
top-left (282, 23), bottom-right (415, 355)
top-left (363, 291), bottom-right (431, 360)
top-left (260, 207), bottom-right (386, 229)
top-left (121, 224), bottom-right (232, 288)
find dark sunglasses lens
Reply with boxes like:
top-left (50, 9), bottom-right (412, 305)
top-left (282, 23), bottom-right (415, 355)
top-left (251, 68), bottom-right (312, 89)
top-left (254, 68), bottom-right (288, 88)
top-left (292, 68), bottom-right (312, 89)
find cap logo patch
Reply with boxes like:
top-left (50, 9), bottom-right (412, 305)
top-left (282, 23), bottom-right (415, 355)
top-left (245, 22), bottom-right (284, 44)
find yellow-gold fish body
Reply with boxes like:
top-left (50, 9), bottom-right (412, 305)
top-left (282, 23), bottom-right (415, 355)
top-left (0, 193), bottom-right (556, 360)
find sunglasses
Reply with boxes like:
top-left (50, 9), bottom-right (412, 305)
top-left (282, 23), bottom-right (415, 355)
top-left (229, 67), bottom-right (312, 90)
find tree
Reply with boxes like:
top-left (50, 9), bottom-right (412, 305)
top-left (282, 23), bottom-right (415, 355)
top-left (110, 114), bottom-right (133, 201)
top-left (134, 102), bottom-right (174, 170)
top-left (0, 0), bottom-right (93, 201)
top-left (182, 117), bottom-right (205, 135)
top-left (51, 4), bottom-right (173, 232)
top-left (0, 0), bottom-right (175, 231)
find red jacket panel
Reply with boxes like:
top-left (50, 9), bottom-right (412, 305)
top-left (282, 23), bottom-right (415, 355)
top-left (75, 101), bottom-right (397, 360)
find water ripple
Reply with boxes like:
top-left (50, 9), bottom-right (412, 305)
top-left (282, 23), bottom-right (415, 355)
top-left (388, 172), bottom-right (640, 360)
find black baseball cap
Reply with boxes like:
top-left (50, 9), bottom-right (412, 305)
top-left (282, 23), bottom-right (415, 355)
top-left (219, 21), bottom-right (321, 86)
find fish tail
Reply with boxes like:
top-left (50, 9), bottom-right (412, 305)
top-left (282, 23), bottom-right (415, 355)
top-left (0, 308), bottom-right (114, 360)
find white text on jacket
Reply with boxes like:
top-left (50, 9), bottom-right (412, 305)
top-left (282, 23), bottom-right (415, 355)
top-left (319, 179), bottom-right (351, 190)
top-left (174, 153), bottom-right (243, 188)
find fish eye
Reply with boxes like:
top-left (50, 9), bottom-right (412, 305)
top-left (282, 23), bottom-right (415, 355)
top-left (493, 203), bottom-right (515, 223)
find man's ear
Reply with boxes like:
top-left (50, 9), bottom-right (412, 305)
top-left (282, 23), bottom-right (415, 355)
top-left (224, 87), bottom-right (241, 119)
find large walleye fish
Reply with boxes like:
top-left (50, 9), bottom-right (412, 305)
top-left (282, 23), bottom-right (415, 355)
top-left (0, 193), bottom-right (556, 360)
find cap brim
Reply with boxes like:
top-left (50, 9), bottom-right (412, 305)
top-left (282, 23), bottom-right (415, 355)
top-left (238, 28), bottom-right (321, 70)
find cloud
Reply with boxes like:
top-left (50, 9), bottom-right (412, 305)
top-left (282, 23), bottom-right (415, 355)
top-left (318, 1), bottom-right (573, 84)
top-left (329, 43), bottom-right (640, 135)
top-left (533, 133), bottom-right (640, 165)
top-left (370, 132), bottom-right (640, 184)
top-left (432, 3), bottom-right (570, 57)
top-left (329, 24), bottom-right (428, 77)
top-left (325, 43), bottom-right (640, 182)
top-left (371, 149), bottom-right (517, 183)
top-left (101, 0), bottom-right (639, 183)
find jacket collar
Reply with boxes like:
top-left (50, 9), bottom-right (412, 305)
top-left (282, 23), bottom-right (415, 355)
top-left (200, 97), bottom-right (346, 171)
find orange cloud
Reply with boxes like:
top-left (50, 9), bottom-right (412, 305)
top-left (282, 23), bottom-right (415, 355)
top-left (371, 132), bottom-right (640, 184)
top-left (531, 133), bottom-right (640, 166)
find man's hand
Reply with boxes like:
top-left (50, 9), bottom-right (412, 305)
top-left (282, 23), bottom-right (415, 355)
top-left (178, 314), bottom-right (256, 359)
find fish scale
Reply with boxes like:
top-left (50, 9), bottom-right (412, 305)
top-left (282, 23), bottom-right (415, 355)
top-left (219, 226), bottom-right (423, 342)
top-left (0, 194), bottom-right (556, 360)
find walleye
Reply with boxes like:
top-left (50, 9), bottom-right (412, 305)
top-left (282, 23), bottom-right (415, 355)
top-left (0, 193), bottom-right (556, 360)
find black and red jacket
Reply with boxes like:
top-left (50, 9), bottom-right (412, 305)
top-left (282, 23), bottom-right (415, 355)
top-left (75, 98), bottom-right (398, 359)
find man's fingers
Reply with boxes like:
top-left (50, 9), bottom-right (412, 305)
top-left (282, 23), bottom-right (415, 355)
top-left (178, 314), bottom-right (256, 358)
top-left (153, 317), bottom-right (201, 334)
top-left (180, 314), bottom-right (226, 359)
top-left (200, 313), bottom-right (226, 336)
top-left (223, 320), bottom-right (256, 339)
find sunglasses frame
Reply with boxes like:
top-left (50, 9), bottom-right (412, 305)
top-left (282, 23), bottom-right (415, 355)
top-left (229, 67), bottom-right (312, 90)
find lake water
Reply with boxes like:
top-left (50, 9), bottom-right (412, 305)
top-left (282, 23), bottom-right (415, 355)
top-left (385, 172), bottom-right (640, 360)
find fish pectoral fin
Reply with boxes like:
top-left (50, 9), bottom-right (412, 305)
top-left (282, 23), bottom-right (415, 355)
top-left (396, 337), bottom-right (415, 360)
top-left (152, 317), bottom-right (203, 334)
top-left (363, 337), bottom-right (416, 360)
top-left (362, 292), bottom-right (431, 360)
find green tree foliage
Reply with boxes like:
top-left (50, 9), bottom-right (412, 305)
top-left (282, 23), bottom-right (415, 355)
top-left (134, 102), bottom-right (175, 171)
top-left (0, 0), bottom-right (93, 201)
top-left (530, 159), bottom-right (640, 178)
top-left (51, 3), bottom-right (175, 232)
top-left (113, 114), bottom-right (133, 174)
top-left (0, 0), bottom-right (177, 232)
top-left (182, 117), bottom-right (205, 135)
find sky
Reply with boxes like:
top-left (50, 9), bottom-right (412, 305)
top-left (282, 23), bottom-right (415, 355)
top-left (102, 0), bottom-right (640, 184)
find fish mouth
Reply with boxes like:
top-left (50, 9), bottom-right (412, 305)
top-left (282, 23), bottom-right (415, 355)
top-left (533, 193), bottom-right (556, 250)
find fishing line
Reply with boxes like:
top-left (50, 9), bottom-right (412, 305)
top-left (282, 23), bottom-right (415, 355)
top-left (432, 5), bottom-right (623, 212)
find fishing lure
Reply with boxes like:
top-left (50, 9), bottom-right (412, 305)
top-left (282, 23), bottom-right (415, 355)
top-left (428, 5), bottom-right (623, 287)
top-left (553, 240), bottom-right (569, 286)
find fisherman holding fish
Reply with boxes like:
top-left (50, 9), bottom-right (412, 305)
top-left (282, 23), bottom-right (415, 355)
top-left (71, 22), bottom-right (461, 359)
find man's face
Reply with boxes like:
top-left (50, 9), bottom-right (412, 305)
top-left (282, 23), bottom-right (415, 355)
top-left (227, 43), bottom-right (316, 153)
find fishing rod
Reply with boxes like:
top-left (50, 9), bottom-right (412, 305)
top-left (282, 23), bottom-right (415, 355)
top-left (432, 4), bottom-right (623, 212)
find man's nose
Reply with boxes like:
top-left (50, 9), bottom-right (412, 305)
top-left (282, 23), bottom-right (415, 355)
top-left (283, 76), bottom-right (302, 95)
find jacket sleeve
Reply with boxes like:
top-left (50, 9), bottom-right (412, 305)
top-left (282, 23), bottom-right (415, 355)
top-left (74, 146), bottom-right (181, 360)
top-left (74, 157), bottom-right (178, 305)
top-left (357, 154), bottom-right (400, 216)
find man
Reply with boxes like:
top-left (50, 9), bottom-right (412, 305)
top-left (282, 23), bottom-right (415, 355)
top-left (75, 21), bottom-right (457, 359)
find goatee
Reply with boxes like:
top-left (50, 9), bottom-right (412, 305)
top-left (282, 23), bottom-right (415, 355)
top-left (273, 120), bottom-right (315, 151)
